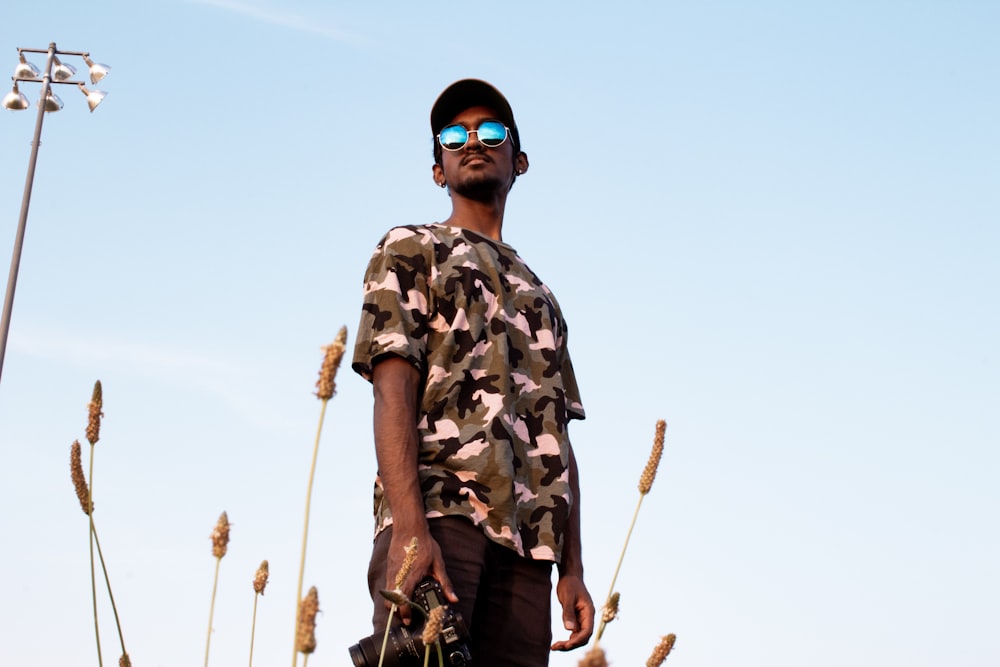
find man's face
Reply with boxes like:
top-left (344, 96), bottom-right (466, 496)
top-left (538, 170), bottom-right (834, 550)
top-left (433, 105), bottom-right (527, 199)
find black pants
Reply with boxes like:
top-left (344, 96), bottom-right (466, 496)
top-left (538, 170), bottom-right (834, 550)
top-left (368, 515), bottom-right (554, 666)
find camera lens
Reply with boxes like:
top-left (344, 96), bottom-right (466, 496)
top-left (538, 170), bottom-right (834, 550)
top-left (348, 627), bottom-right (419, 667)
top-left (348, 636), bottom-right (383, 667)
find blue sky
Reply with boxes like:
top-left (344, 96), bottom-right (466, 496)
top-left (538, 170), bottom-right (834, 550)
top-left (1, 1), bottom-right (997, 666)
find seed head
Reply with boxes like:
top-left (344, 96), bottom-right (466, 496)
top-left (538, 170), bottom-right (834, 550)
top-left (638, 420), bottom-right (667, 495)
top-left (646, 633), bottom-right (676, 667)
top-left (296, 586), bottom-right (320, 654)
top-left (394, 536), bottom-right (419, 590)
top-left (379, 589), bottom-right (409, 607)
top-left (211, 511), bottom-right (231, 559)
top-left (253, 559), bottom-right (269, 594)
top-left (70, 440), bottom-right (93, 515)
top-left (315, 326), bottom-right (348, 400)
top-left (421, 605), bottom-right (445, 645)
top-left (86, 380), bottom-right (103, 445)
top-left (601, 591), bottom-right (620, 624)
top-left (578, 645), bottom-right (608, 667)
top-left (119, 653), bottom-right (131, 667)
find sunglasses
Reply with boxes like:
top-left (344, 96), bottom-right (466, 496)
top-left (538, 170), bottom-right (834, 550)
top-left (437, 120), bottom-right (510, 151)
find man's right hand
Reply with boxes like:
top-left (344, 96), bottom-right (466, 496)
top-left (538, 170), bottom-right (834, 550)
top-left (384, 526), bottom-right (459, 625)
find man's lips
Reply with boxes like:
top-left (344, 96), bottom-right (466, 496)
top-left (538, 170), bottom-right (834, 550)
top-left (461, 154), bottom-right (491, 166)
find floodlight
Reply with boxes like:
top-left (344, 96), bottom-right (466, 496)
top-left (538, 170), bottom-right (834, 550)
top-left (52, 56), bottom-right (76, 82)
top-left (42, 89), bottom-right (63, 112)
top-left (77, 84), bottom-right (107, 112)
top-left (2, 82), bottom-right (30, 110)
top-left (82, 54), bottom-right (110, 84)
top-left (14, 53), bottom-right (40, 79)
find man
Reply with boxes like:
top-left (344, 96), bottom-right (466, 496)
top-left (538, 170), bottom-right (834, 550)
top-left (351, 79), bottom-right (593, 666)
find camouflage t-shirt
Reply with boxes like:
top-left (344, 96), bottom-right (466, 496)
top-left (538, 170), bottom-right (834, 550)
top-left (352, 223), bottom-right (585, 562)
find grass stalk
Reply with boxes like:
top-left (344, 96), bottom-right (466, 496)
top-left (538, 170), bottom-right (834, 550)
top-left (87, 442), bottom-right (104, 667)
top-left (93, 526), bottom-right (128, 660)
top-left (293, 329), bottom-right (347, 667)
top-left (594, 420), bottom-right (666, 645)
top-left (376, 603), bottom-right (397, 667)
top-left (206, 512), bottom-right (231, 667)
top-left (595, 496), bottom-right (644, 642)
top-left (77, 381), bottom-right (128, 665)
top-left (249, 560), bottom-right (269, 667)
top-left (205, 556), bottom-right (222, 667)
top-left (293, 398), bottom-right (327, 667)
top-left (249, 595), bottom-right (261, 667)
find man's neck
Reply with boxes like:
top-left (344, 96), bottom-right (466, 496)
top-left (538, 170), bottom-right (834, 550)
top-left (442, 195), bottom-right (507, 241)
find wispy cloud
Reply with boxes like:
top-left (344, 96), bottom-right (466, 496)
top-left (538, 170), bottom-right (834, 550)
top-left (14, 325), bottom-right (233, 380)
top-left (10, 324), bottom-right (296, 432)
top-left (189, 0), bottom-right (364, 44)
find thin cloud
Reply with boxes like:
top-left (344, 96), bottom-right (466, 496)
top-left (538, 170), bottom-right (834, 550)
top-left (189, 0), bottom-right (364, 44)
top-left (9, 325), bottom-right (293, 431)
top-left (13, 325), bottom-right (232, 377)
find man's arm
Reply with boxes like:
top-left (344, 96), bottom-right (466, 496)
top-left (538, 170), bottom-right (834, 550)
top-left (551, 443), bottom-right (595, 651)
top-left (371, 355), bottom-right (457, 623)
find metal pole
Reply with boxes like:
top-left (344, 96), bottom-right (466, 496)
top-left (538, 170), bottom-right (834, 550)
top-left (0, 42), bottom-right (57, 384)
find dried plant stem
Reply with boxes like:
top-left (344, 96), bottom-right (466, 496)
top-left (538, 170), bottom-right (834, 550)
top-left (376, 602), bottom-right (398, 667)
top-left (595, 420), bottom-right (666, 644)
top-left (205, 512), bottom-right (231, 667)
top-left (249, 593), bottom-right (261, 667)
top-left (76, 381), bottom-right (127, 667)
top-left (250, 560), bottom-right (268, 667)
top-left (87, 443), bottom-right (104, 667)
top-left (422, 644), bottom-right (444, 667)
top-left (289, 332), bottom-right (346, 667)
top-left (421, 638), bottom-right (444, 667)
top-left (293, 398), bottom-right (329, 667)
top-left (596, 493), bottom-right (645, 642)
top-left (92, 523), bottom-right (128, 661)
top-left (205, 556), bottom-right (222, 667)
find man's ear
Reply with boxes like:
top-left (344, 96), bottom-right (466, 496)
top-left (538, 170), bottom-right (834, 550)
top-left (514, 152), bottom-right (529, 176)
top-left (432, 163), bottom-right (447, 188)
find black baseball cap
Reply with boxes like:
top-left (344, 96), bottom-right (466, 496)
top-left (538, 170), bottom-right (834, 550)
top-left (430, 79), bottom-right (521, 153)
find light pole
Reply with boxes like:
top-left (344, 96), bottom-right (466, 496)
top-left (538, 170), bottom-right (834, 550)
top-left (0, 42), bottom-right (110, 384)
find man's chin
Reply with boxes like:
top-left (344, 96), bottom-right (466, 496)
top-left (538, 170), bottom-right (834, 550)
top-left (451, 175), bottom-right (507, 200)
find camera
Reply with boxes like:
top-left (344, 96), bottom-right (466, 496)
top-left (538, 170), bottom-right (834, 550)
top-left (348, 578), bottom-right (472, 667)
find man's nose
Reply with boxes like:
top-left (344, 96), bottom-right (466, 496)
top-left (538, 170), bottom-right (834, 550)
top-left (465, 129), bottom-right (484, 150)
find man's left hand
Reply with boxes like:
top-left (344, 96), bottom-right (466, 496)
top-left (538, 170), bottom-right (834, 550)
top-left (551, 573), bottom-right (594, 651)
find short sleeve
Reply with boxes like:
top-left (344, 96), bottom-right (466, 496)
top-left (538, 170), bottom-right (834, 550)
top-left (351, 228), bottom-right (432, 381)
top-left (559, 323), bottom-right (586, 421)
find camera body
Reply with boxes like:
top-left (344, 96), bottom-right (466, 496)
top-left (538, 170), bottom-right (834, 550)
top-left (349, 578), bottom-right (472, 667)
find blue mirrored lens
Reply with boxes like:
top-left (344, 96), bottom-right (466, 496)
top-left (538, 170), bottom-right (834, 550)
top-left (476, 121), bottom-right (507, 146)
top-left (439, 125), bottom-right (469, 150)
